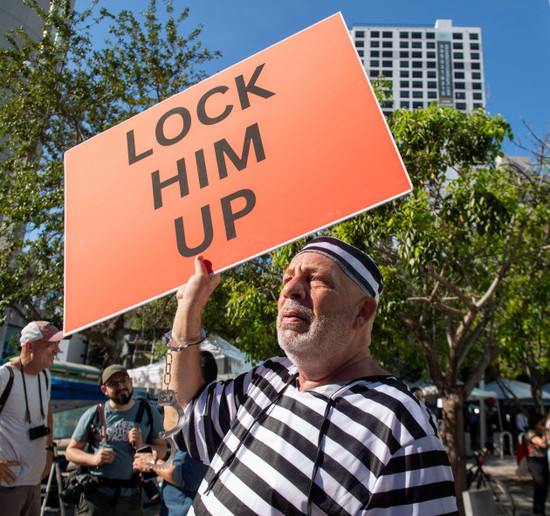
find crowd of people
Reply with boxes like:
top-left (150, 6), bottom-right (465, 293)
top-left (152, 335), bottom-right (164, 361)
top-left (0, 237), bottom-right (463, 515)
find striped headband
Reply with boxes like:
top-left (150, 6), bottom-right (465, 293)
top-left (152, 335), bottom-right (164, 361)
top-left (297, 237), bottom-right (384, 303)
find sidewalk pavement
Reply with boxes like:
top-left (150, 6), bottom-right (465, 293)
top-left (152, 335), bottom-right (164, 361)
top-left (476, 454), bottom-right (536, 515)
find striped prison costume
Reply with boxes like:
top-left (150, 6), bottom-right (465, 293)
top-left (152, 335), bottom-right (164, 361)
top-left (180, 357), bottom-right (458, 515)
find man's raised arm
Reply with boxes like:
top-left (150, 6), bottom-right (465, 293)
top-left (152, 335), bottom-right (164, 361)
top-left (164, 256), bottom-right (220, 431)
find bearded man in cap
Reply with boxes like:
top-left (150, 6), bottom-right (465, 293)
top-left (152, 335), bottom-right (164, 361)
top-left (0, 321), bottom-right (63, 516)
top-left (65, 364), bottom-right (166, 516)
top-left (164, 237), bottom-right (458, 515)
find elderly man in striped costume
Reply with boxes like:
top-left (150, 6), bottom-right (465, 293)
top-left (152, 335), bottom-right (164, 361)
top-left (165, 237), bottom-right (458, 515)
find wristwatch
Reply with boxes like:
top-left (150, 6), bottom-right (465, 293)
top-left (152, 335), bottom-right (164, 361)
top-left (165, 329), bottom-right (206, 351)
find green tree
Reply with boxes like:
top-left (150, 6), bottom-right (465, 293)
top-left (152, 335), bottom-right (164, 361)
top-left (0, 0), bottom-right (219, 361)
top-left (492, 131), bottom-right (550, 414)
top-left (331, 106), bottom-right (548, 495)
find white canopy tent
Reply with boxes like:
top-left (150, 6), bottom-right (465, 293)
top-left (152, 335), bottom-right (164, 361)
top-left (485, 379), bottom-right (550, 403)
top-left (128, 334), bottom-right (250, 390)
top-left (415, 383), bottom-right (498, 401)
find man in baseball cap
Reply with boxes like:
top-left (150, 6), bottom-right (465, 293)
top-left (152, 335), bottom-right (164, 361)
top-left (66, 363), bottom-right (166, 515)
top-left (20, 321), bottom-right (64, 346)
top-left (100, 364), bottom-right (129, 386)
top-left (0, 321), bottom-right (63, 515)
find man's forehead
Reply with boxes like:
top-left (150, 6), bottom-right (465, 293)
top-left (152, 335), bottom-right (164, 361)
top-left (286, 253), bottom-right (354, 284)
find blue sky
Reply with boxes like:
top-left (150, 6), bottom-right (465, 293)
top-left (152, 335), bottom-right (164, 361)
top-left (79, 0), bottom-right (550, 155)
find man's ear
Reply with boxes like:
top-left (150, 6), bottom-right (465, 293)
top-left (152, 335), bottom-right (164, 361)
top-left (100, 385), bottom-right (108, 396)
top-left (353, 297), bottom-right (377, 330)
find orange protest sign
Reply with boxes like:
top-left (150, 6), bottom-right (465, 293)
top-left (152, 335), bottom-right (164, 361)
top-left (64, 12), bottom-right (411, 334)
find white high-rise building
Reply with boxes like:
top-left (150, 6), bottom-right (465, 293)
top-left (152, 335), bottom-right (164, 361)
top-left (350, 19), bottom-right (485, 116)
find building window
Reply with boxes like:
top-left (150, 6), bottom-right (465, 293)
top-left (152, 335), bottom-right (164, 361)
top-left (427, 91), bottom-right (437, 99)
top-left (453, 52), bottom-right (464, 59)
top-left (427, 81), bottom-right (437, 88)
top-left (427, 61), bottom-right (436, 68)
top-left (371, 31), bottom-right (380, 37)
top-left (369, 70), bottom-right (379, 78)
top-left (454, 72), bottom-right (465, 79)
top-left (400, 31), bottom-right (409, 38)
top-left (454, 62), bottom-right (465, 69)
top-left (456, 102), bottom-right (467, 110)
top-left (427, 41), bottom-right (436, 49)
top-left (470, 33), bottom-right (479, 40)
top-left (400, 60), bottom-right (409, 67)
top-left (412, 41), bottom-right (422, 49)
top-left (453, 33), bottom-right (463, 39)
top-left (427, 71), bottom-right (436, 78)
top-left (413, 101), bottom-right (424, 109)
top-left (412, 71), bottom-right (423, 78)
top-left (472, 72), bottom-right (481, 79)
top-left (470, 43), bottom-right (480, 50)
top-left (355, 40), bottom-right (365, 48)
top-left (471, 62), bottom-right (481, 70)
top-left (472, 83), bottom-right (482, 90)
top-left (358, 50), bottom-right (364, 57)
top-left (382, 61), bottom-right (392, 68)
top-left (412, 90), bottom-right (423, 98)
top-left (427, 51), bottom-right (436, 58)
top-left (371, 40), bottom-right (380, 48)
top-left (401, 90), bottom-right (410, 98)
top-left (355, 30), bottom-right (365, 38)
top-left (371, 50), bottom-right (380, 57)
top-left (412, 51), bottom-right (422, 58)
top-left (370, 60), bottom-right (379, 67)
top-left (473, 103), bottom-right (483, 108)
top-left (412, 61), bottom-right (423, 68)
top-left (455, 82), bottom-right (465, 89)
top-left (471, 52), bottom-right (480, 60)
top-left (400, 51), bottom-right (409, 58)
top-left (400, 80), bottom-right (410, 87)
top-left (473, 93), bottom-right (483, 100)
top-left (383, 41), bottom-right (393, 48)
top-left (381, 70), bottom-right (393, 77)
top-left (453, 42), bottom-right (463, 50)
top-left (412, 81), bottom-right (423, 89)
top-left (383, 31), bottom-right (393, 38)
top-left (382, 51), bottom-right (393, 58)
top-left (411, 32), bottom-right (422, 39)
top-left (400, 41), bottom-right (409, 48)
top-left (455, 92), bottom-right (466, 99)
top-left (426, 32), bottom-right (435, 39)
top-left (400, 70), bottom-right (409, 77)
top-left (400, 101), bottom-right (410, 108)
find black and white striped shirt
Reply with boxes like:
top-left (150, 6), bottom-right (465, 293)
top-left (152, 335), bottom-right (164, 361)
top-left (181, 357), bottom-right (457, 515)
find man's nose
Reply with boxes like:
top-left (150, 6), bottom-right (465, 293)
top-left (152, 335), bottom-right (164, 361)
top-left (281, 276), bottom-right (307, 300)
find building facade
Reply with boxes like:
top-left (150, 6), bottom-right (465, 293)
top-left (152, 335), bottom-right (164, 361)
top-left (350, 19), bottom-right (485, 116)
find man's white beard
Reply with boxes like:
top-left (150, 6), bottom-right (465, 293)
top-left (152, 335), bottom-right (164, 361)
top-left (277, 302), bottom-right (354, 366)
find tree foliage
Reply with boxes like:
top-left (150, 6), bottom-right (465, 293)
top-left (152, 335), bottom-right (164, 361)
top-left (332, 106), bottom-right (548, 492)
top-left (491, 130), bottom-right (550, 413)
